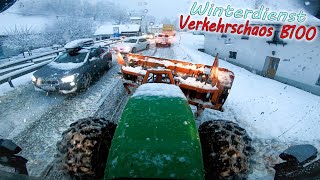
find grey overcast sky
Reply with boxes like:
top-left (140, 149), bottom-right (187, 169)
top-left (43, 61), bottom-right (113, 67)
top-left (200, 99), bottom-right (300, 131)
top-left (114, 0), bottom-right (189, 20)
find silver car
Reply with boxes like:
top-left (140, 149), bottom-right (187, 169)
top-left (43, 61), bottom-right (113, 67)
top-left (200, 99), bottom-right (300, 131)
top-left (115, 37), bottom-right (150, 53)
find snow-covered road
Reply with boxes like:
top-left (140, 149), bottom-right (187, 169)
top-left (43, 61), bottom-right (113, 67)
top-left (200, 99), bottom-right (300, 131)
top-left (0, 33), bottom-right (319, 179)
top-left (0, 43), bottom-right (160, 177)
top-left (174, 32), bottom-right (320, 179)
top-left (0, 82), bottom-right (65, 139)
top-left (15, 64), bottom-right (129, 176)
top-left (0, 61), bottom-right (130, 176)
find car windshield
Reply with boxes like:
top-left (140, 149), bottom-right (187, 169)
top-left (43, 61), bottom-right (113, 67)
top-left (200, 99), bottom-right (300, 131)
top-left (54, 51), bottom-right (87, 63)
top-left (124, 39), bottom-right (137, 43)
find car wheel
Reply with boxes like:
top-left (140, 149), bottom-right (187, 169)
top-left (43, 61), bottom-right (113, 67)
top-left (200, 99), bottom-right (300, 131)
top-left (146, 44), bottom-right (150, 50)
top-left (56, 118), bottom-right (117, 179)
top-left (131, 47), bottom-right (136, 53)
top-left (79, 73), bottom-right (92, 91)
top-left (106, 61), bottom-right (112, 70)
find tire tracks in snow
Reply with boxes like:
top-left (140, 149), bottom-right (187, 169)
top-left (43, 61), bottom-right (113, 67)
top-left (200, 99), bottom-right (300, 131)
top-left (42, 46), bottom-right (161, 179)
top-left (0, 83), bottom-right (66, 139)
top-left (2, 45), bottom-right (159, 177)
top-left (12, 64), bottom-right (128, 177)
top-left (11, 44), bottom-right (170, 178)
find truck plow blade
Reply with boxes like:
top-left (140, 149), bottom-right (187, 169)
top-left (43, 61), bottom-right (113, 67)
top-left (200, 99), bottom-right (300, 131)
top-left (117, 52), bottom-right (235, 112)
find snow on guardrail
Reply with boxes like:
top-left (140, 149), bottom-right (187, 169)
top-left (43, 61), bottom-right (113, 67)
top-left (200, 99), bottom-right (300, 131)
top-left (0, 60), bottom-right (52, 87)
top-left (0, 49), bottom-right (64, 69)
top-left (0, 39), bottom-right (122, 87)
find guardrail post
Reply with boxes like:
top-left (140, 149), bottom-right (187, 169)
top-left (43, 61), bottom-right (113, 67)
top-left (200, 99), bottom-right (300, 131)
top-left (8, 77), bottom-right (14, 88)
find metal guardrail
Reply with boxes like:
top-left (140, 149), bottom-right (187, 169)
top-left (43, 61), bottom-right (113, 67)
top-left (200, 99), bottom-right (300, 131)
top-left (0, 40), bottom-right (123, 88)
top-left (0, 49), bottom-right (63, 69)
top-left (0, 55), bottom-right (57, 76)
top-left (0, 60), bottom-right (53, 87)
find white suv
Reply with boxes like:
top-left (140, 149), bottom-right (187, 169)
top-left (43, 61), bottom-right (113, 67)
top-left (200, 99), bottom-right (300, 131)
top-left (116, 37), bottom-right (150, 53)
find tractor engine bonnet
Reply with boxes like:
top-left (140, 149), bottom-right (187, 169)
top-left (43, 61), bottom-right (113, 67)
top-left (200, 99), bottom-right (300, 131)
top-left (105, 84), bottom-right (204, 180)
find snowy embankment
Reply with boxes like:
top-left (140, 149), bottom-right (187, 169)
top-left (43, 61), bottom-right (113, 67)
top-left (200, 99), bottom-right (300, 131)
top-left (174, 32), bottom-right (320, 178)
top-left (176, 32), bottom-right (320, 143)
top-left (0, 72), bottom-right (33, 96)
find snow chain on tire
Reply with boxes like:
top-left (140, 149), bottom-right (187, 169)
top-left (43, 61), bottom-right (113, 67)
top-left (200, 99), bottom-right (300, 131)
top-left (199, 120), bottom-right (253, 180)
top-left (56, 118), bottom-right (117, 179)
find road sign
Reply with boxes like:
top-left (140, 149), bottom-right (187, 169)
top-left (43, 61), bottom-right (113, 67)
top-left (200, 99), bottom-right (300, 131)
top-left (113, 27), bottom-right (120, 38)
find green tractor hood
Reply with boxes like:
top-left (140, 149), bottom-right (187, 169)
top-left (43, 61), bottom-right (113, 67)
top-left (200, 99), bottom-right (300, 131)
top-left (105, 84), bottom-right (204, 180)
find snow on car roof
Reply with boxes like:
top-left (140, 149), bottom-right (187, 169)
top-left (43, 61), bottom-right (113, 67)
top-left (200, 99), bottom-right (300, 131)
top-left (128, 36), bottom-right (144, 40)
top-left (130, 17), bottom-right (142, 20)
top-left (148, 24), bottom-right (163, 28)
top-left (94, 24), bottom-right (141, 35)
top-left (132, 83), bottom-right (187, 100)
top-left (48, 61), bottom-right (85, 70)
top-left (64, 38), bottom-right (94, 49)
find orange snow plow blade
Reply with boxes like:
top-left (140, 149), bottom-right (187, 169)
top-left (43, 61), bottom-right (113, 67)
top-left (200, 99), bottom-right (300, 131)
top-left (118, 53), bottom-right (235, 112)
top-left (116, 52), bottom-right (126, 66)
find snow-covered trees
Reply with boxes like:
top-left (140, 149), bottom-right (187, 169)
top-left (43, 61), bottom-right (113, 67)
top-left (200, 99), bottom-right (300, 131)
top-left (17, 0), bottom-right (129, 24)
top-left (2, 0), bottom-right (130, 55)
top-left (3, 25), bottom-right (49, 57)
top-left (110, 8), bottom-right (130, 25)
top-left (44, 17), bottom-right (95, 45)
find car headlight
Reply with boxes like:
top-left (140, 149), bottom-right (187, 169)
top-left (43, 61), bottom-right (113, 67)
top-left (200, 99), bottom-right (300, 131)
top-left (32, 75), bottom-right (37, 82)
top-left (61, 75), bottom-right (75, 83)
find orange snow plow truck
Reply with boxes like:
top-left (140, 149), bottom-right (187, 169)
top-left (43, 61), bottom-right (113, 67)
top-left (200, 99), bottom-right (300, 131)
top-left (117, 52), bottom-right (235, 113)
top-left (162, 24), bottom-right (176, 36)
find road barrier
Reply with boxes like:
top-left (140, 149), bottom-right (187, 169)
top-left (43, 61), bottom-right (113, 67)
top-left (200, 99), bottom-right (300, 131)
top-left (0, 49), bottom-right (63, 70)
top-left (0, 39), bottom-right (123, 87)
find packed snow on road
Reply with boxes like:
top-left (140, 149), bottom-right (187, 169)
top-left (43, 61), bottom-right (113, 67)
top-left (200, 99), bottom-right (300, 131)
top-left (1, 0), bottom-right (320, 179)
top-left (174, 33), bottom-right (320, 179)
top-left (1, 32), bottom-right (318, 179)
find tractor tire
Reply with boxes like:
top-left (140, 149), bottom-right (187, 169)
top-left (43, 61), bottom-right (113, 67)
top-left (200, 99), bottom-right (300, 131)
top-left (56, 118), bottom-right (117, 179)
top-left (198, 120), bottom-right (253, 180)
